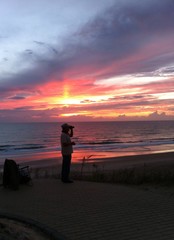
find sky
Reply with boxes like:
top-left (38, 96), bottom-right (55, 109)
top-left (0, 0), bottom-right (174, 122)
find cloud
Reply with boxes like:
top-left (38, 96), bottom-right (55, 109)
top-left (0, 0), bottom-right (173, 93)
top-left (148, 111), bottom-right (166, 118)
top-left (135, 78), bottom-right (174, 94)
top-left (8, 95), bottom-right (26, 100)
top-left (25, 49), bottom-right (33, 55)
top-left (116, 111), bottom-right (174, 121)
top-left (68, 0), bottom-right (174, 77)
top-left (0, 1), bottom-right (173, 123)
top-left (33, 41), bottom-right (45, 46)
top-left (34, 41), bottom-right (58, 55)
top-left (13, 106), bottom-right (34, 110)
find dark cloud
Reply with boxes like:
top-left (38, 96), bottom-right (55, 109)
top-left (34, 40), bottom-right (58, 54)
top-left (70, 0), bottom-right (174, 77)
top-left (59, 97), bottom-right (170, 112)
top-left (160, 66), bottom-right (174, 75)
top-left (33, 41), bottom-right (45, 46)
top-left (0, 60), bottom-right (60, 90)
top-left (43, 0), bottom-right (174, 79)
top-left (25, 49), bottom-right (33, 55)
top-left (8, 95), bottom-right (26, 100)
top-left (0, 108), bottom-right (59, 122)
top-left (13, 106), bottom-right (34, 110)
top-left (80, 99), bottom-right (96, 103)
top-left (80, 94), bottom-right (150, 104)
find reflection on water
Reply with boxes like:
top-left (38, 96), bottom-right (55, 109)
top-left (0, 121), bottom-right (174, 165)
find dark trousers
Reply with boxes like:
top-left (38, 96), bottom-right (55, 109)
top-left (61, 154), bottom-right (72, 181)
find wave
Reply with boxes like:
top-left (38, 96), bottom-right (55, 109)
top-left (0, 145), bottom-right (13, 151)
top-left (75, 138), bottom-right (174, 152)
top-left (85, 140), bottom-right (122, 145)
top-left (0, 144), bottom-right (46, 152)
top-left (79, 137), bottom-right (174, 145)
top-left (0, 137), bottom-right (173, 154)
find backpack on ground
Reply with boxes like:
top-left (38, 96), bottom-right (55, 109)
top-left (2, 159), bottom-right (31, 190)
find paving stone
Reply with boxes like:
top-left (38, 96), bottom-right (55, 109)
top-left (0, 179), bottom-right (174, 239)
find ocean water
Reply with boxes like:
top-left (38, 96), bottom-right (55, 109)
top-left (0, 121), bottom-right (174, 164)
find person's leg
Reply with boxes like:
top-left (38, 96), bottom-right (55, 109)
top-left (61, 154), bottom-right (71, 182)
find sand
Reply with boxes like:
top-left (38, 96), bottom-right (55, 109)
top-left (1, 151), bottom-right (174, 176)
top-left (21, 151), bottom-right (174, 176)
top-left (69, 151), bottom-right (174, 173)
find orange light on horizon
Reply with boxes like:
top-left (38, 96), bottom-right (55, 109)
top-left (60, 111), bottom-right (90, 117)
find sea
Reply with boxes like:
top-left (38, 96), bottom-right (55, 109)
top-left (0, 121), bottom-right (174, 165)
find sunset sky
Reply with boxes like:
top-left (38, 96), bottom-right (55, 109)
top-left (0, 0), bottom-right (174, 122)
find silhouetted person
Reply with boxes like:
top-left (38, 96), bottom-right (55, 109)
top-left (60, 123), bottom-right (75, 183)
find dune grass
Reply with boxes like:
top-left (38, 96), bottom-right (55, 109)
top-left (1, 166), bottom-right (174, 186)
top-left (71, 164), bottom-right (174, 186)
top-left (20, 156), bottom-right (174, 186)
top-left (1, 155), bottom-right (174, 186)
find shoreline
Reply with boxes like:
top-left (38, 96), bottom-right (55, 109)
top-left (4, 151), bottom-right (174, 169)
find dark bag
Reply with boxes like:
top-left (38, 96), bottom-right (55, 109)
top-left (3, 159), bottom-right (20, 190)
top-left (2, 159), bottom-right (31, 190)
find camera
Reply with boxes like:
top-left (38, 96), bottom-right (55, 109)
top-left (69, 125), bottom-right (74, 129)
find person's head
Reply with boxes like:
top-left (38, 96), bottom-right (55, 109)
top-left (61, 123), bottom-right (74, 133)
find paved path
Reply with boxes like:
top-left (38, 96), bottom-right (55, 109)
top-left (0, 179), bottom-right (174, 240)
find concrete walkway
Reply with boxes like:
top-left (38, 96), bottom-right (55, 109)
top-left (0, 179), bottom-right (174, 240)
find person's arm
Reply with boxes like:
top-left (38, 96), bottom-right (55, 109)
top-left (69, 128), bottom-right (73, 137)
top-left (61, 133), bottom-right (75, 147)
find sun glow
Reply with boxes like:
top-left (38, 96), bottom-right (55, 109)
top-left (56, 84), bottom-right (81, 105)
top-left (59, 98), bottom-right (81, 105)
top-left (60, 111), bottom-right (90, 117)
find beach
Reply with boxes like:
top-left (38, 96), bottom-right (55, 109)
top-left (34, 151), bottom-right (174, 169)
top-left (1, 155), bottom-right (174, 239)
top-left (1, 147), bottom-right (174, 187)
top-left (1, 150), bottom-right (174, 170)
top-left (88, 151), bottom-right (174, 170)
top-left (1, 151), bottom-right (174, 239)
top-left (1, 151), bottom-right (174, 179)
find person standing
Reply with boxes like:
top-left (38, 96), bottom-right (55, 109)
top-left (60, 123), bottom-right (75, 183)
